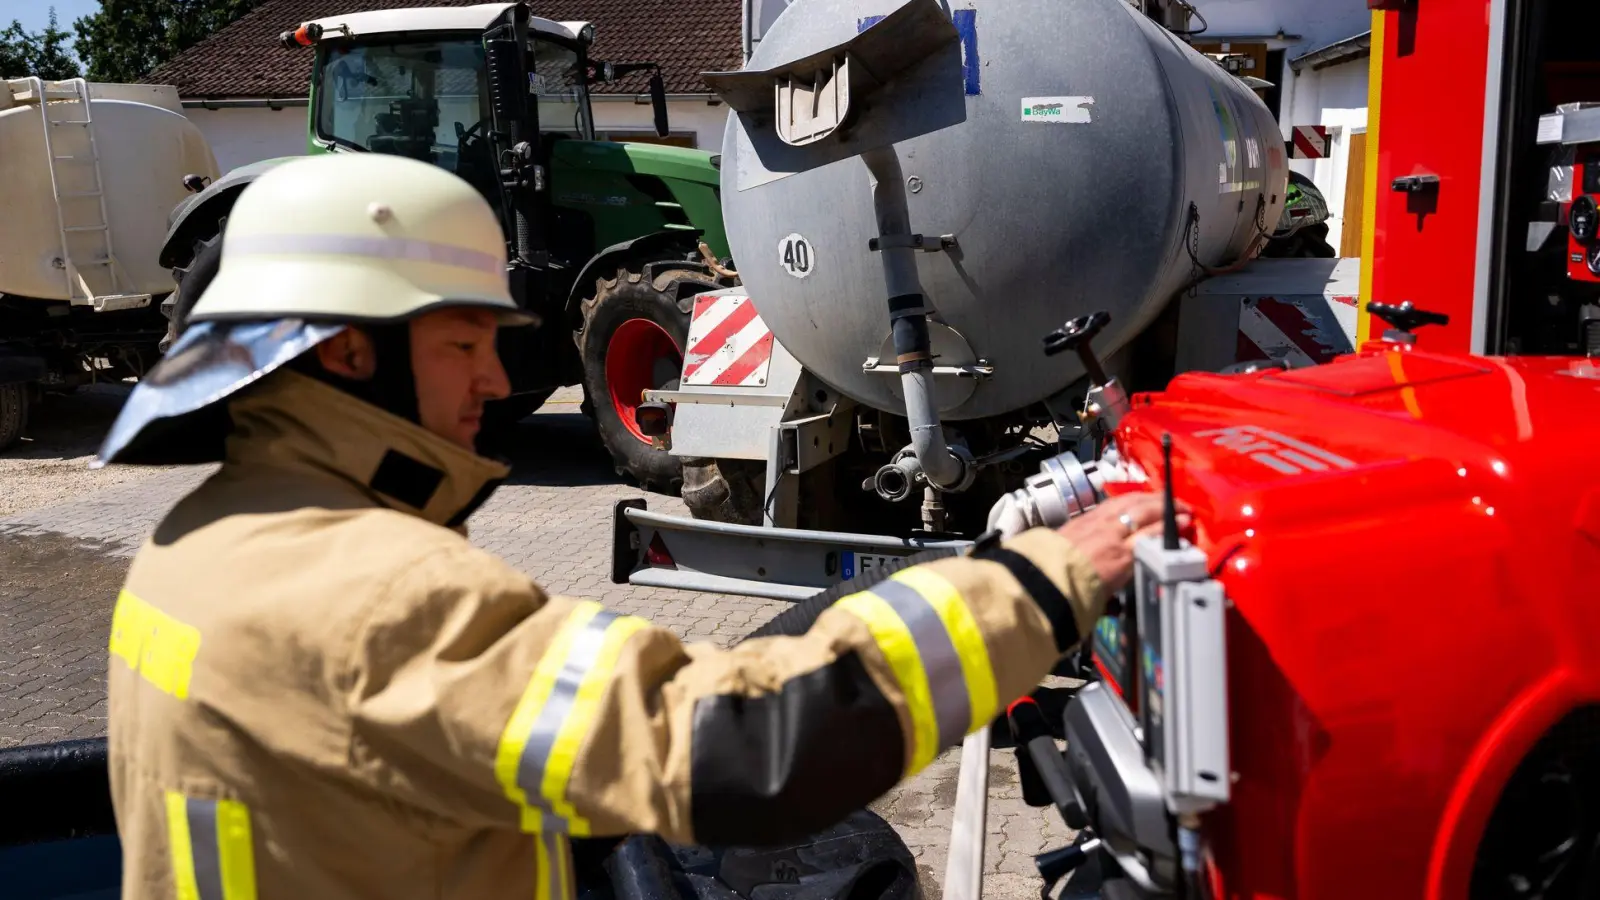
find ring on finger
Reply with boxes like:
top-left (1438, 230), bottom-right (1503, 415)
top-left (1119, 513), bottom-right (1136, 535)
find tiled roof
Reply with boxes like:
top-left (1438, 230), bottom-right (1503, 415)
top-left (147, 0), bottom-right (742, 98)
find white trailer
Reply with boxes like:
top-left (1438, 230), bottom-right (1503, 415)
top-left (0, 77), bottom-right (219, 448)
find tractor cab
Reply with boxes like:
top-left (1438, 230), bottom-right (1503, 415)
top-left (291, 4), bottom-right (671, 237)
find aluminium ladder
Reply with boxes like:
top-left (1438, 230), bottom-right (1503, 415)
top-left (24, 77), bottom-right (152, 312)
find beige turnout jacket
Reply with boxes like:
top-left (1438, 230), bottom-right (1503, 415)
top-left (107, 369), bottom-right (1109, 900)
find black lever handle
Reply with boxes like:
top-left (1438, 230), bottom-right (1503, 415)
top-left (1007, 697), bottom-right (1087, 829)
top-left (1367, 300), bottom-right (1450, 333)
top-left (1042, 311), bottom-right (1111, 385)
top-left (1391, 174), bottom-right (1440, 194)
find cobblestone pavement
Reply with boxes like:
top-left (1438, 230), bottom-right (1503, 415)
top-left (0, 385), bottom-right (1072, 897)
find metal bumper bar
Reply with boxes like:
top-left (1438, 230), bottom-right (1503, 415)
top-left (611, 500), bottom-right (973, 601)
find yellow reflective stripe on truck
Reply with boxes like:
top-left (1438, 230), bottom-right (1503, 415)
top-left (1357, 8), bottom-right (1387, 345)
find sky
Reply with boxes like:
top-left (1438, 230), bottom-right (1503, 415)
top-left (2, 0), bottom-right (102, 35)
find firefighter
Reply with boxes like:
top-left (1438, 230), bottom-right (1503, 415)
top-left (97, 152), bottom-right (1181, 900)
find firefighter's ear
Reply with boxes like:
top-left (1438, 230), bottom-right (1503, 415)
top-left (315, 328), bottom-right (377, 380)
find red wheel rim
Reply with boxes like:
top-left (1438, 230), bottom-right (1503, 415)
top-left (606, 317), bottom-right (681, 445)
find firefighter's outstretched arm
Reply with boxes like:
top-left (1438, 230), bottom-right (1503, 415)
top-left (343, 495), bottom-right (1171, 849)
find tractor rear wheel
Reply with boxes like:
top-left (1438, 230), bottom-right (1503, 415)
top-left (0, 383), bottom-right (29, 451)
top-left (578, 265), bottom-right (718, 494)
top-left (681, 457), bottom-right (765, 525)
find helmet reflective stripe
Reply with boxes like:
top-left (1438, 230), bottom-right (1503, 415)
top-left (226, 234), bottom-right (505, 278)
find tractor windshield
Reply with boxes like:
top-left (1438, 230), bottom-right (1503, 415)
top-left (531, 38), bottom-right (593, 139)
top-left (314, 37), bottom-right (499, 188)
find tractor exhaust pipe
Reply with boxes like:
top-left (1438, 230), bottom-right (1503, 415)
top-left (863, 145), bottom-right (972, 493)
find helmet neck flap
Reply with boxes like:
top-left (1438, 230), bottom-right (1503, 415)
top-left (291, 322), bottom-right (422, 426)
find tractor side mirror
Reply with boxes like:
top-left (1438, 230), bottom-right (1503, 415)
top-left (649, 72), bottom-right (669, 138)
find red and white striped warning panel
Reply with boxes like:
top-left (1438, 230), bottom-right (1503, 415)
top-left (1236, 296), bottom-right (1353, 368)
top-left (682, 292), bottom-right (776, 388)
top-left (1289, 125), bottom-right (1331, 159)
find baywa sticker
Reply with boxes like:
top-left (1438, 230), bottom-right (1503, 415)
top-left (778, 233), bottom-right (815, 279)
top-left (1020, 96), bottom-right (1094, 123)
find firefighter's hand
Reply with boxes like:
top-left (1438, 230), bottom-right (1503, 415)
top-left (1056, 493), bottom-right (1192, 594)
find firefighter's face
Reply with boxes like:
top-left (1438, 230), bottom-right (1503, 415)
top-left (408, 307), bottom-right (511, 449)
top-left (314, 309), bottom-right (511, 450)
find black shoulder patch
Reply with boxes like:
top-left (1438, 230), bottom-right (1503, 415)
top-left (689, 651), bottom-right (904, 847)
top-left (369, 450), bottom-right (445, 511)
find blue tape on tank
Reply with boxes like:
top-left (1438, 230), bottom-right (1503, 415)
top-left (857, 9), bottom-right (979, 95)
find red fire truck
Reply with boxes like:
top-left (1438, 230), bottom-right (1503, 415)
top-left (1360, 0), bottom-right (1600, 358)
top-left (1008, 2), bottom-right (1600, 897)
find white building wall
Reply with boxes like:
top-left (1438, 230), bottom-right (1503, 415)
top-left (184, 105), bottom-right (310, 172)
top-left (184, 98), bottom-right (729, 173)
top-left (1283, 60), bottom-right (1369, 252)
top-left (589, 97), bottom-right (729, 149)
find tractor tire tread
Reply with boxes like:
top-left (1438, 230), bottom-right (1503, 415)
top-left (577, 260), bottom-right (717, 494)
top-left (0, 383), bottom-right (29, 452)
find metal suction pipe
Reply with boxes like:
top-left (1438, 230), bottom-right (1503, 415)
top-left (862, 145), bottom-right (969, 491)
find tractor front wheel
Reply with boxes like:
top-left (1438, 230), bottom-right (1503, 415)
top-left (162, 221), bottom-right (225, 354)
top-left (578, 265), bottom-right (716, 494)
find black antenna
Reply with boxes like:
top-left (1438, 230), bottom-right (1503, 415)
top-left (1162, 433), bottom-right (1179, 550)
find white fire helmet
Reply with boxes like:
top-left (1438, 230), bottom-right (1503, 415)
top-left (95, 153), bottom-right (532, 467)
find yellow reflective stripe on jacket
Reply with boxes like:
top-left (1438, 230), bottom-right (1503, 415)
top-left (890, 567), bottom-right (1000, 733)
top-left (110, 590), bottom-right (202, 700)
top-left (836, 569), bottom-right (1000, 776)
top-left (835, 590), bottom-right (940, 773)
top-left (495, 601), bottom-right (648, 837)
top-left (164, 791), bottom-right (258, 900)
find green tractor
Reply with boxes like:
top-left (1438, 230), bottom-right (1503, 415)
top-left (157, 2), bottom-right (736, 491)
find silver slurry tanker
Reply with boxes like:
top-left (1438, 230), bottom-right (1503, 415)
top-left (718, 0), bottom-right (1288, 429)
top-left (614, 0), bottom-right (1297, 601)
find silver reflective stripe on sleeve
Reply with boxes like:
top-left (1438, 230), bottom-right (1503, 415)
top-left (515, 608), bottom-right (619, 832)
top-left (834, 566), bottom-right (1000, 776)
top-left (165, 791), bottom-right (258, 900)
top-left (495, 601), bottom-right (652, 836)
top-left (186, 798), bottom-right (225, 900)
top-left (868, 578), bottom-right (972, 749)
top-left (537, 830), bottom-right (575, 900)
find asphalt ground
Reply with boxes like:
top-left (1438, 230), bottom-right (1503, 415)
top-left (0, 384), bottom-right (1074, 899)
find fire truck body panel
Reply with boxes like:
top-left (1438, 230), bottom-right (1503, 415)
top-left (1362, 5), bottom-right (1498, 353)
top-left (1364, 1), bottom-right (1600, 358)
top-left (1099, 349), bottom-right (1600, 897)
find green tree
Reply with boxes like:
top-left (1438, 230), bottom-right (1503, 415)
top-left (74, 0), bottom-right (258, 83)
top-left (0, 8), bottom-right (83, 79)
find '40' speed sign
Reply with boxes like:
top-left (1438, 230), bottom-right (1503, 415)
top-left (778, 233), bottom-right (815, 279)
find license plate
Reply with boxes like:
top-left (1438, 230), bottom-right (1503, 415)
top-left (841, 551), bottom-right (898, 581)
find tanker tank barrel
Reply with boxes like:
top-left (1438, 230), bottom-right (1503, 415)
top-left (717, 0), bottom-right (1289, 432)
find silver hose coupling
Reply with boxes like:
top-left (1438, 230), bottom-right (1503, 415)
top-left (985, 452), bottom-right (1106, 539)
